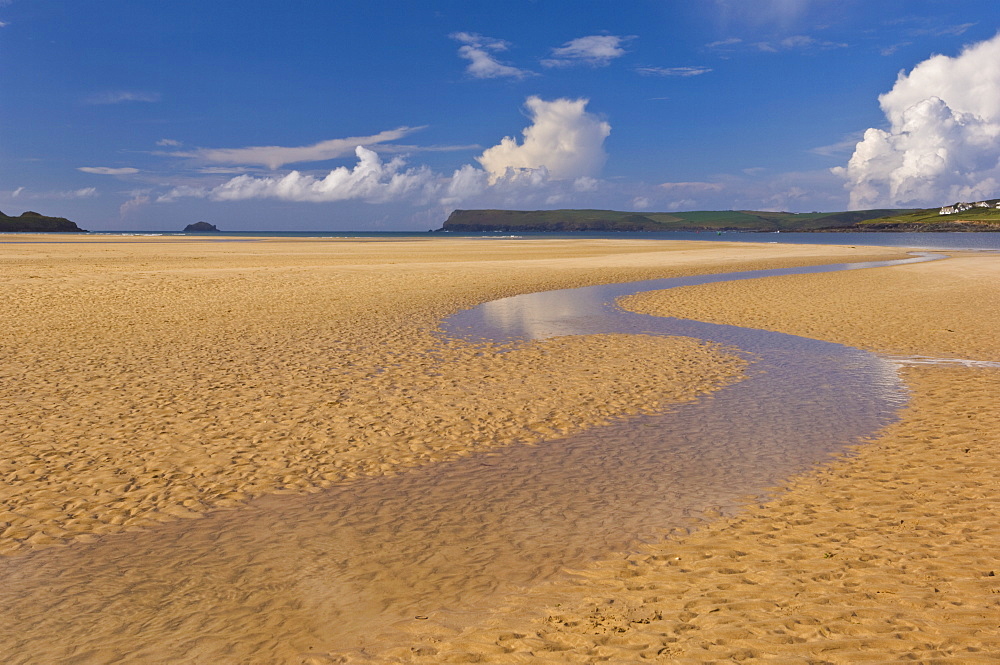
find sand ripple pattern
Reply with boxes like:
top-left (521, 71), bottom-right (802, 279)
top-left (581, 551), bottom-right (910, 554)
top-left (0, 239), bottom-right (929, 663)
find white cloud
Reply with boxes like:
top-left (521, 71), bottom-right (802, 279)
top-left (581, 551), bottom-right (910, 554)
top-left (713, 0), bottom-right (816, 29)
top-left (707, 33), bottom-right (846, 54)
top-left (120, 195), bottom-right (150, 218)
top-left (753, 35), bottom-right (848, 52)
top-left (157, 97), bottom-right (612, 211)
top-left (451, 32), bottom-right (534, 79)
top-left (6, 187), bottom-right (98, 200)
top-left (632, 196), bottom-right (651, 209)
top-left (879, 42), bottom-right (911, 57)
top-left (909, 23), bottom-right (977, 38)
top-left (636, 66), bottom-right (713, 77)
top-left (706, 37), bottom-right (743, 49)
top-left (177, 127), bottom-right (422, 170)
top-left (78, 166), bottom-right (140, 175)
top-left (165, 146), bottom-right (438, 204)
top-left (809, 131), bottom-right (865, 156)
top-left (542, 35), bottom-right (629, 68)
top-left (85, 91), bottom-right (161, 105)
top-left (835, 32), bottom-right (1000, 208)
top-left (477, 96), bottom-right (610, 183)
top-left (440, 164), bottom-right (489, 206)
top-left (659, 181), bottom-right (725, 192)
top-left (157, 138), bottom-right (181, 147)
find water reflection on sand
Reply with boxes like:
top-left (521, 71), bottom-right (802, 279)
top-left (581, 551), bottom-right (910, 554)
top-left (0, 253), bottom-right (942, 664)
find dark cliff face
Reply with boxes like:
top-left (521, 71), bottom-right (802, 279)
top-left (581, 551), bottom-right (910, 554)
top-left (0, 211), bottom-right (86, 232)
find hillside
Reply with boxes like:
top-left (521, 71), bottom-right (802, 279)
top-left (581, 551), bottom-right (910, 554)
top-left (0, 210), bottom-right (87, 232)
top-left (440, 208), bottom-right (915, 233)
top-left (858, 200), bottom-right (1000, 231)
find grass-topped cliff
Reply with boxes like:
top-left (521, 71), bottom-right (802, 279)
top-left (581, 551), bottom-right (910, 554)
top-left (0, 210), bottom-right (86, 232)
top-left (440, 208), bottom-right (917, 233)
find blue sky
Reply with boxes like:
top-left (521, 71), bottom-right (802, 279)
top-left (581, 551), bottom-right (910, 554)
top-left (2, 0), bottom-right (999, 230)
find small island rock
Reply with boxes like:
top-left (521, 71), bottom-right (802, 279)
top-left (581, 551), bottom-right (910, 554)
top-left (183, 221), bottom-right (220, 232)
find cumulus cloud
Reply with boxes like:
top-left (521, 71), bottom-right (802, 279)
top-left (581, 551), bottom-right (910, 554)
top-left (835, 32), bottom-right (1000, 208)
top-left (451, 32), bottom-right (534, 79)
top-left (78, 166), bottom-right (140, 175)
top-left (636, 66), bottom-right (713, 77)
top-left (477, 96), bottom-right (610, 183)
top-left (164, 146), bottom-right (438, 204)
top-left (158, 97), bottom-right (613, 212)
top-left (176, 127), bottom-right (422, 170)
top-left (541, 35), bottom-right (629, 68)
top-left (85, 91), bottom-right (161, 105)
top-left (157, 138), bottom-right (181, 147)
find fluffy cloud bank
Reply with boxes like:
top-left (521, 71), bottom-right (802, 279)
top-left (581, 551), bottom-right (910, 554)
top-left (163, 97), bottom-right (611, 207)
top-left (477, 96), bottom-right (610, 182)
top-left (836, 32), bottom-right (1000, 208)
top-left (166, 146), bottom-right (436, 204)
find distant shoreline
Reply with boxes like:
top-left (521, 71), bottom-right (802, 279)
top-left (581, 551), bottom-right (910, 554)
top-left (439, 205), bottom-right (1000, 233)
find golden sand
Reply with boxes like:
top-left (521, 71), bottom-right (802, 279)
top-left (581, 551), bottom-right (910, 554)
top-left (363, 250), bottom-right (1000, 663)
top-left (621, 250), bottom-right (1000, 359)
top-left (5, 236), bottom-right (992, 663)
top-left (0, 236), bottom-right (899, 556)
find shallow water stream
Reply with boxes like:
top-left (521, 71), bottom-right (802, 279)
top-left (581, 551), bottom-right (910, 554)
top-left (0, 254), bottom-right (941, 663)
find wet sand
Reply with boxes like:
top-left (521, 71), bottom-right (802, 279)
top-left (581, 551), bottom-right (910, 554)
top-left (3, 236), bottom-right (983, 662)
top-left (365, 250), bottom-right (1000, 663)
top-left (0, 236), bottom-right (900, 555)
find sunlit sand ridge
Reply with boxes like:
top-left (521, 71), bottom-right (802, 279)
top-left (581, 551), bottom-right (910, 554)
top-left (0, 237), bottom-right (909, 663)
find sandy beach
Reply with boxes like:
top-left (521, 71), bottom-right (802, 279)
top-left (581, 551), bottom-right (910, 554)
top-left (1, 236), bottom-right (996, 663)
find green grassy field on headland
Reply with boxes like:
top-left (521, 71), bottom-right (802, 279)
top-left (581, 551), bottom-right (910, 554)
top-left (441, 202), bottom-right (1000, 232)
top-left (858, 201), bottom-right (1000, 230)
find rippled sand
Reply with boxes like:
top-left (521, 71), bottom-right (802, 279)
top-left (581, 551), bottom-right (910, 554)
top-left (371, 250), bottom-right (1000, 663)
top-left (622, 250), bottom-right (1000, 360)
top-left (0, 236), bottom-right (932, 662)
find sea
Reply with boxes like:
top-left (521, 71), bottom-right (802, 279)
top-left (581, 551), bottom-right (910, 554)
top-left (6, 230), bottom-right (1000, 251)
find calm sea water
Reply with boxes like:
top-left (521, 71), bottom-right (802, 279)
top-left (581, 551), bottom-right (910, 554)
top-left (68, 230), bottom-right (1000, 251)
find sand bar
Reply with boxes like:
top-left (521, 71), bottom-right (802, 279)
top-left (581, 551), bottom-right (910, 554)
top-left (2, 236), bottom-right (966, 662)
top-left (0, 236), bottom-right (903, 554)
